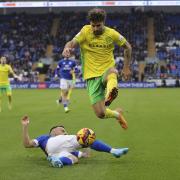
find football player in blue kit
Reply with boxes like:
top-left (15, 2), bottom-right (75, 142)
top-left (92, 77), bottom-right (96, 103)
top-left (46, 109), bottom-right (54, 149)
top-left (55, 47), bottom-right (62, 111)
top-left (55, 57), bottom-right (77, 113)
top-left (21, 116), bottom-right (129, 168)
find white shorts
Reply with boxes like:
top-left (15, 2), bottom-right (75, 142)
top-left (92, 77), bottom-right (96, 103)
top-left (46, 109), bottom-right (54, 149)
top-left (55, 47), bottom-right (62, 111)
top-left (60, 78), bottom-right (74, 90)
top-left (46, 135), bottom-right (80, 157)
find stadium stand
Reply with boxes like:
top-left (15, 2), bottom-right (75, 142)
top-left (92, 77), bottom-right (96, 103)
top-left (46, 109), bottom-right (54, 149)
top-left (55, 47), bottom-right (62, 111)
top-left (0, 11), bottom-right (179, 83)
top-left (154, 12), bottom-right (180, 78)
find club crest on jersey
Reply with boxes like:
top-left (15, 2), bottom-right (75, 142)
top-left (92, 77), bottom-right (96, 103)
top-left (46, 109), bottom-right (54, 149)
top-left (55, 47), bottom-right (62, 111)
top-left (105, 37), bottom-right (113, 44)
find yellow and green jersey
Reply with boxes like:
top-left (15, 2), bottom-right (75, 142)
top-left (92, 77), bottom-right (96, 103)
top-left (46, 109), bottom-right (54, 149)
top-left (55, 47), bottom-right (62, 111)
top-left (74, 25), bottom-right (127, 80)
top-left (0, 64), bottom-right (13, 85)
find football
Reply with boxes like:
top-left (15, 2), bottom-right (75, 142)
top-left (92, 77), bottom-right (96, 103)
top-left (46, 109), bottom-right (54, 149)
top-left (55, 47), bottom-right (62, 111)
top-left (77, 128), bottom-right (96, 147)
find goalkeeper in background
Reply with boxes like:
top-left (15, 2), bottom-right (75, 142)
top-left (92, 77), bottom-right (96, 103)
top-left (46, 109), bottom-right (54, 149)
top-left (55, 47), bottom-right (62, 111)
top-left (55, 57), bottom-right (77, 113)
top-left (0, 56), bottom-right (19, 112)
top-left (62, 8), bottom-right (132, 129)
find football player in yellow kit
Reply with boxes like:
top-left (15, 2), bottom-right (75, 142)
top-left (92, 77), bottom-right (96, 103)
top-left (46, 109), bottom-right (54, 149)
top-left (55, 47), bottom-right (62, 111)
top-left (0, 56), bottom-right (19, 111)
top-left (62, 8), bottom-right (132, 129)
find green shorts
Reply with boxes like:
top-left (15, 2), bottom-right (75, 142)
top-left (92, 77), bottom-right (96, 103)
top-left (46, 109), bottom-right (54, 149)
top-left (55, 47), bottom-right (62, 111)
top-left (86, 73), bottom-right (107, 105)
top-left (0, 85), bottom-right (12, 96)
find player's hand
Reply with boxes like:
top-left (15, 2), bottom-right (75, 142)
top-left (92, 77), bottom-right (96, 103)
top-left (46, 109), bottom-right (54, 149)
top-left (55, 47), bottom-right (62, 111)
top-left (14, 75), bottom-right (21, 81)
top-left (54, 74), bottom-right (59, 81)
top-left (62, 47), bottom-right (74, 58)
top-left (122, 66), bottom-right (131, 81)
top-left (21, 115), bottom-right (30, 126)
top-left (81, 148), bottom-right (91, 158)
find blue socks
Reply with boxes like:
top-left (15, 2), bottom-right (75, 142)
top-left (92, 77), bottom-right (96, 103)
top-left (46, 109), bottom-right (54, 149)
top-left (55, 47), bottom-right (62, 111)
top-left (90, 140), bottom-right (111, 153)
top-left (71, 151), bottom-right (80, 158)
top-left (59, 157), bottom-right (73, 165)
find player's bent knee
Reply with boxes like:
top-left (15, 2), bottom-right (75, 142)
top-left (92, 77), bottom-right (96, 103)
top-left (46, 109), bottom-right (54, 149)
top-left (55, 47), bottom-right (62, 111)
top-left (96, 112), bottom-right (105, 119)
top-left (104, 68), bottom-right (118, 81)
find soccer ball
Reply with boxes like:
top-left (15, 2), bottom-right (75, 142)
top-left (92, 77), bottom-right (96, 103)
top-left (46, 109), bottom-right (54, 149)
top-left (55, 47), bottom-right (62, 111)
top-left (77, 128), bottom-right (96, 147)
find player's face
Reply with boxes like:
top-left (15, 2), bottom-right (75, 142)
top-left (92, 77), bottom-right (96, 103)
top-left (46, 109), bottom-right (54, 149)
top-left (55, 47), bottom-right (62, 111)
top-left (90, 21), bottom-right (104, 36)
top-left (54, 127), bottom-right (68, 135)
top-left (0, 57), bottom-right (6, 65)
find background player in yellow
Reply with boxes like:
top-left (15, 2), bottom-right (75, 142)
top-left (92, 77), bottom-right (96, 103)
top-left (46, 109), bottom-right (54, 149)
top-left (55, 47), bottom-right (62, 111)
top-left (0, 56), bottom-right (19, 111)
top-left (62, 8), bottom-right (132, 129)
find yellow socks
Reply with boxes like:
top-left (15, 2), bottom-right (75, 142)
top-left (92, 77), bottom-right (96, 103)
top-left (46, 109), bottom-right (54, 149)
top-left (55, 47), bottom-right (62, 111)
top-left (104, 108), bottom-right (119, 119)
top-left (106, 73), bottom-right (117, 99)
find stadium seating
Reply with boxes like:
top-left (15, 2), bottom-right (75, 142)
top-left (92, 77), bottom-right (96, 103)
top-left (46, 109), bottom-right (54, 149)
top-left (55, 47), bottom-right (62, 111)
top-left (0, 11), bottom-right (179, 82)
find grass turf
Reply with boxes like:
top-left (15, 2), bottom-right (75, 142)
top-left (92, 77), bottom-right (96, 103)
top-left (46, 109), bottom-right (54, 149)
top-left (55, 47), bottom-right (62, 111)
top-left (0, 88), bottom-right (180, 180)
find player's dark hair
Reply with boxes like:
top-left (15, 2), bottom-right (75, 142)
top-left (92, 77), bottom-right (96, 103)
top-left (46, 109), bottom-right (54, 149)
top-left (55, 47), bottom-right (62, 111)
top-left (87, 8), bottom-right (106, 22)
top-left (49, 125), bottom-right (65, 134)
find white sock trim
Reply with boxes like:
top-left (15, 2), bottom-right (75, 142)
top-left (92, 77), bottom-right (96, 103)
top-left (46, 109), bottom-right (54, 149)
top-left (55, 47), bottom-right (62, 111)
top-left (110, 148), bottom-right (116, 154)
top-left (113, 111), bottom-right (119, 118)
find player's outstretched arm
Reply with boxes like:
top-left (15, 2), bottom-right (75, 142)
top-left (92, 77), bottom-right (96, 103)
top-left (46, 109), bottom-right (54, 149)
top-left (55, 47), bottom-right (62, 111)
top-left (21, 116), bottom-right (36, 148)
top-left (62, 39), bottom-right (79, 58)
top-left (13, 74), bottom-right (21, 81)
top-left (122, 41), bottom-right (132, 81)
top-left (9, 66), bottom-right (21, 81)
top-left (54, 67), bottom-right (59, 80)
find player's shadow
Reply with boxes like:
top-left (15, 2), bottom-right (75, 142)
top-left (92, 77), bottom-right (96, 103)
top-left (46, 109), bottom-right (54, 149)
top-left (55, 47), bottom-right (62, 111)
top-left (80, 157), bottom-right (129, 166)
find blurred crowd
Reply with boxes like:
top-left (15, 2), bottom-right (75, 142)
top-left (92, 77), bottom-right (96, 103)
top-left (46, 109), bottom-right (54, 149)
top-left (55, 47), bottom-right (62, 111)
top-left (0, 10), bottom-right (179, 82)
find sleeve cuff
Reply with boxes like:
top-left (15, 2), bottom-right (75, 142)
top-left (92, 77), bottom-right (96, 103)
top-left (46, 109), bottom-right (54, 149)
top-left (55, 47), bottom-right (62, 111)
top-left (33, 139), bottom-right (39, 147)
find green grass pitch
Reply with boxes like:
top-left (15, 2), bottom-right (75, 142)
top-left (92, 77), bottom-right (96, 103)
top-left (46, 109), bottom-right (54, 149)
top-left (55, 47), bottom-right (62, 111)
top-left (0, 88), bottom-right (180, 180)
